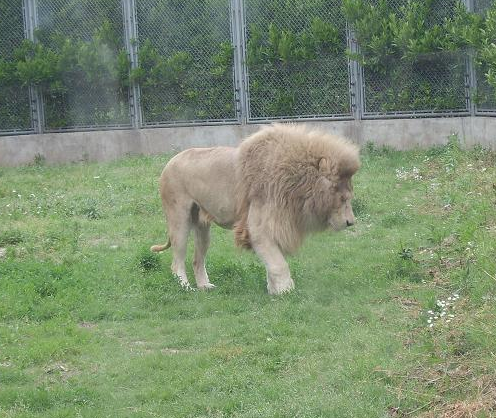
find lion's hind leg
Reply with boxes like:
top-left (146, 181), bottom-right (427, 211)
top-left (191, 206), bottom-right (215, 290)
top-left (165, 200), bottom-right (194, 290)
top-left (192, 222), bottom-right (215, 290)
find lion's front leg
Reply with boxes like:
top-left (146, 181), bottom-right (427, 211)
top-left (248, 204), bottom-right (294, 295)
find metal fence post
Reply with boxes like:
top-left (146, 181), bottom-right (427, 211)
top-left (122, 0), bottom-right (142, 128)
top-left (23, 0), bottom-right (44, 134)
top-left (464, 0), bottom-right (477, 116)
top-left (230, 0), bottom-right (249, 124)
top-left (347, 25), bottom-right (364, 120)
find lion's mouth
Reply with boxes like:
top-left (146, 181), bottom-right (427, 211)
top-left (328, 219), bottom-right (351, 232)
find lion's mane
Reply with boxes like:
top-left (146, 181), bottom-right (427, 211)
top-left (234, 124), bottom-right (360, 254)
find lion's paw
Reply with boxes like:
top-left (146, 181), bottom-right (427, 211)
top-left (198, 282), bottom-right (216, 291)
top-left (267, 279), bottom-right (295, 295)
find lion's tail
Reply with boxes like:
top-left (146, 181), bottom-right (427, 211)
top-left (150, 239), bottom-right (171, 253)
top-left (234, 214), bottom-right (252, 250)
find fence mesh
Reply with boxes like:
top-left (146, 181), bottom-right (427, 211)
top-left (135, 0), bottom-right (236, 125)
top-left (474, 0), bottom-right (496, 112)
top-left (0, 0), bottom-right (32, 133)
top-left (245, 0), bottom-right (351, 120)
top-left (363, 52), bottom-right (468, 115)
top-left (36, 0), bottom-right (130, 130)
top-left (361, 0), bottom-right (468, 116)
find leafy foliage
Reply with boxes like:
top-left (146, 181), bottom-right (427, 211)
top-left (133, 39), bottom-right (235, 122)
top-left (342, 0), bottom-right (496, 112)
top-left (0, 0), bottom-right (31, 131)
top-left (133, 0), bottom-right (236, 123)
top-left (245, 0), bottom-right (350, 118)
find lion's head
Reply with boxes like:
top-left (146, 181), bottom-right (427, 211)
top-left (303, 152), bottom-right (359, 233)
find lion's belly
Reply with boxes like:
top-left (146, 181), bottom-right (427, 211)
top-left (207, 203), bottom-right (236, 229)
top-left (194, 187), bottom-right (236, 228)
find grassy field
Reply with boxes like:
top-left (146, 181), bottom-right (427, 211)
top-left (0, 137), bottom-right (495, 417)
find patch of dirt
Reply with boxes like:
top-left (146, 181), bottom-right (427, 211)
top-left (40, 362), bottom-right (79, 383)
top-left (128, 340), bottom-right (194, 355)
top-left (160, 348), bottom-right (193, 355)
top-left (209, 345), bottom-right (244, 360)
top-left (419, 376), bottom-right (496, 418)
top-left (440, 257), bottom-right (464, 270)
top-left (391, 295), bottom-right (422, 319)
top-left (441, 235), bottom-right (458, 248)
top-left (78, 322), bottom-right (97, 329)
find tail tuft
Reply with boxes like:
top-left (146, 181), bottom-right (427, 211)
top-left (234, 221), bottom-right (252, 250)
top-left (150, 240), bottom-right (171, 252)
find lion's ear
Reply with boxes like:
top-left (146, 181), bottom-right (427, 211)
top-left (338, 155), bottom-right (361, 177)
top-left (338, 145), bottom-right (361, 177)
top-left (318, 157), bottom-right (331, 173)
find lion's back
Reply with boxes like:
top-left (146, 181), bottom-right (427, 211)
top-left (160, 146), bottom-right (239, 227)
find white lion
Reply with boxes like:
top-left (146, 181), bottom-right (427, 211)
top-left (151, 124), bottom-right (360, 294)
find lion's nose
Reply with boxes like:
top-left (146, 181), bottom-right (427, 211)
top-left (346, 219), bottom-right (354, 227)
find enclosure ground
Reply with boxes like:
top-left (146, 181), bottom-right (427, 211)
top-left (0, 140), bottom-right (495, 417)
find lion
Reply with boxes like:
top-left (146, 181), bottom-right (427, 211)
top-left (151, 123), bottom-right (360, 294)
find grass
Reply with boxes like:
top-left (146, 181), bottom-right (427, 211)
top-left (0, 137), bottom-right (495, 417)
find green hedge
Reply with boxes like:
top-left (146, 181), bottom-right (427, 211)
top-left (245, 0), bottom-right (351, 118)
top-left (133, 0), bottom-right (235, 123)
top-left (343, 0), bottom-right (496, 112)
top-left (0, 0), bottom-right (31, 131)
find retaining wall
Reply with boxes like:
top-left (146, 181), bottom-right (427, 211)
top-left (1, 117), bottom-right (495, 167)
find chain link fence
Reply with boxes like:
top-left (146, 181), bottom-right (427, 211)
top-left (1, 0), bottom-right (496, 136)
top-left (361, 0), bottom-right (469, 117)
top-left (474, 0), bottom-right (496, 113)
top-left (363, 52), bottom-right (468, 116)
top-left (0, 0), bottom-right (32, 133)
top-left (245, 0), bottom-right (352, 120)
top-left (135, 0), bottom-right (237, 125)
top-left (36, 0), bottom-right (130, 130)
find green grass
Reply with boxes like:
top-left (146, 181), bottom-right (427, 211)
top-left (0, 139), bottom-right (495, 417)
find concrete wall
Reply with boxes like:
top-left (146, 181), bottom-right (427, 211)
top-left (0, 116), bottom-right (495, 167)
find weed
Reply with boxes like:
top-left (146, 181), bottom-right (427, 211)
top-left (382, 210), bottom-right (411, 227)
top-left (80, 202), bottom-right (101, 220)
top-left (33, 154), bottom-right (46, 167)
top-left (351, 196), bottom-right (368, 219)
top-left (138, 248), bottom-right (161, 272)
top-left (0, 229), bottom-right (24, 246)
